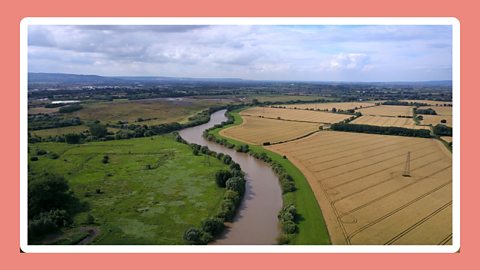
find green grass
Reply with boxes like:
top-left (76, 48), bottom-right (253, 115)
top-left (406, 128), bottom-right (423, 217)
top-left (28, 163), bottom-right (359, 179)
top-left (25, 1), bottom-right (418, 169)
top-left (29, 134), bottom-right (229, 244)
top-left (209, 110), bottom-right (331, 244)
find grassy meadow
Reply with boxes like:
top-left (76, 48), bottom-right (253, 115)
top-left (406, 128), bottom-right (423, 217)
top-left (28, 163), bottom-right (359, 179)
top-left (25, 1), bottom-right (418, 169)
top-left (28, 134), bottom-right (228, 244)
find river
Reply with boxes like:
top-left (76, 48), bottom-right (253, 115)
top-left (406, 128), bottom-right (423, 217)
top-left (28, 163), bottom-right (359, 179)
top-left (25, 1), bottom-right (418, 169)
top-left (179, 109), bottom-right (283, 244)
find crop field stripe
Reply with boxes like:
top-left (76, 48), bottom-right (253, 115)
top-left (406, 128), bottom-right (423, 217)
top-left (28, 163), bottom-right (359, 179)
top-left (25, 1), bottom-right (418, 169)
top-left (329, 155), bottom-right (445, 202)
top-left (331, 157), bottom-right (447, 208)
top-left (306, 139), bottom-right (426, 168)
top-left (286, 133), bottom-right (387, 156)
top-left (346, 182), bottom-right (452, 243)
top-left (438, 233), bottom-right (453, 245)
top-left (339, 166), bottom-right (451, 218)
top-left (311, 141), bottom-right (430, 173)
top-left (385, 201), bottom-right (452, 245)
top-left (314, 145), bottom-right (434, 181)
top-left (299, 135), bottom-right (400, 162)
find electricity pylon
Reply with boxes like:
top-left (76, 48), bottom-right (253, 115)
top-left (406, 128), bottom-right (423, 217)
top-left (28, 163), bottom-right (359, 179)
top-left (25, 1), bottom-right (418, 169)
top-left (402, 151), bottom-right (411, 177)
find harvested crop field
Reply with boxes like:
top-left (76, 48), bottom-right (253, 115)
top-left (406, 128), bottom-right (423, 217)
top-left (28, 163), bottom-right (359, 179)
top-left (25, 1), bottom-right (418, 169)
top-left (357, 105), bottom-right (414, 117)
top-left (350, 115), bottom-right (428, 130)
top-left (220, 115), bottom-right (321, 145)
top-left (283, 102), bottom-right (375, 111)
top-left (419, 106), bottom-right (452, 116)
top-left (240, 107), bottom-right (351, 124)
top-left (421, 115), bottom-right (453, 127)
top-left (441, 136), bottom-right (453, 143)
top-left (267, 131), bottom-right (452, 245)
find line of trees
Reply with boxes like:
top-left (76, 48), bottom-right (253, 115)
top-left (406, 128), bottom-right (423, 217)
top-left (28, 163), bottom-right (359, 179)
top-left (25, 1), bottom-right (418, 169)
top-left (330, 123), bottom-right (432, 138)
top-left (174, 133), bottom-right (247, 245)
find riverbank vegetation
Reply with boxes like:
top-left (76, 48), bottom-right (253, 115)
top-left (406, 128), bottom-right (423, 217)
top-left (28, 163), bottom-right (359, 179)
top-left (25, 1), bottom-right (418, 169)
top-left (204, 109), bottom-right (330, 244)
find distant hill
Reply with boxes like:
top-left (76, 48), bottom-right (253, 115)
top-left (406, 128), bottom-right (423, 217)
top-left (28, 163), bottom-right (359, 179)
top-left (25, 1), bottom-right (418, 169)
top-left (28, 73), bottom-right (245, 86)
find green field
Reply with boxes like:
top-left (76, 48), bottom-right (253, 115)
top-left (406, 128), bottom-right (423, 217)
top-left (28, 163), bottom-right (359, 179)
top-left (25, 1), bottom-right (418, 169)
top-left (28, 135), bottom-right (228, 244)
top-left (208, 110), bottom-right (331, 244)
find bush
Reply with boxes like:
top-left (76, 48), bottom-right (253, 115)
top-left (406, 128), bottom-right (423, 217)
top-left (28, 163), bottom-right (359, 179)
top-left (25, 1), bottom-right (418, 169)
top-left (102, 155), bottom-right (109, 164)
top-left (223, 190), bottom-right (241, 206)
top-left (183, 227), bottom-right (202, 244)
top-left (225, 177), bottom-right (246, 195)
top-left (89, 123), bottom-right (108, 138)
top-left (217, 200), bottom-right (237, 221)
top-left (47, 152), bottom-right (59, 159)
top-left (30, 156), bottom-right (38, 161)
top-left (200, 218), bottom-right (224, 236)
top-left (215, 170), bottom-right (232, 188)
top-left (282, 220), bottom-right (298, 234)
top-left (36, 149), bottom-right (47, 155)
top-left (28, 209), bottom-right (72, 237)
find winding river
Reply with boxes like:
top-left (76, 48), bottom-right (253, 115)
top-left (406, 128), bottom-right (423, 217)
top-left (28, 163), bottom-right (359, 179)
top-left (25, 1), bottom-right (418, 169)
top-left (179, 109), bottom-right (283, 244)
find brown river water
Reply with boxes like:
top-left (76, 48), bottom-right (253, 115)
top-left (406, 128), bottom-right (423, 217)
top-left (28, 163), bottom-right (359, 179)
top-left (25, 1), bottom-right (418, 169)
top-left (179, 109), bottom-right (283, 244)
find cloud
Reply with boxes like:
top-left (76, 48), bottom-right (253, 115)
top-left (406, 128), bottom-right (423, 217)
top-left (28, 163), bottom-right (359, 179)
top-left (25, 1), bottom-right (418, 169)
top-left (27, 25), bottom-right (453, 81)
top-left (329, 53), bottom-right (370, 71)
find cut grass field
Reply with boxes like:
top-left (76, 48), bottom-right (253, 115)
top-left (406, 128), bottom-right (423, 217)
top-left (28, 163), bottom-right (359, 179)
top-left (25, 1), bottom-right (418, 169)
top-left (28, 134), bottom-right (228, 244)
top-left (208, 110), bottom-right (330, 245)
top-left (240, 106), bottom-right (351, 124)
top-left (283, 102), bottom-right (375, 111)
top-left (220, 116), bottom-right (321, 145)
top-left (351, 115), bottom-right (429, 130)
top-left (267, 131), bottom-right (452, 245)
top-left (69, 98), bottom-right (228, 125)
top-left (357, 105), bottom-right (414, 117)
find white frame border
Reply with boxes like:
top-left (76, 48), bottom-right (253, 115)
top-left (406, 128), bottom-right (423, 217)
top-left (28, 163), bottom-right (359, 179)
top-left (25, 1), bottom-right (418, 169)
top-left (20, 17), bottom-right (460, 253)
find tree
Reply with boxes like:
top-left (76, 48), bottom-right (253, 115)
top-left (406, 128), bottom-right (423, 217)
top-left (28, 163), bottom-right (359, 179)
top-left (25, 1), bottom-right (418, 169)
top-left (200, 218), bottom-right (224, 236)
top-left (183, 227), bottom-right (202, 244)
top-left (28, 174), bottom-right (77, 219)
top-left (215, 170), bottom-right (232, 187)
top-left (441, 119), bottom-right (447, 124)
top-left (65, 133), bottom-right (81, 144)
top-left (89, 123), bottom-right (108, 138)
top-left (225, 176), bottom-right (246, 195)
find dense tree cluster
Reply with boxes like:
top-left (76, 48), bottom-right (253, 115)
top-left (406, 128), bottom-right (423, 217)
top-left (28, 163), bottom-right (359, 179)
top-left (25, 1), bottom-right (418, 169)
top-left (28, 114), bottom-right (82, 131)
top-left (433, 124), bottom-right (453, 136)
top-left (330, 123), bottom-right (432, 138)
top-left (28, 173), bottom-right (82, 242)
top-left (415, 108), bottom-right (437, 115)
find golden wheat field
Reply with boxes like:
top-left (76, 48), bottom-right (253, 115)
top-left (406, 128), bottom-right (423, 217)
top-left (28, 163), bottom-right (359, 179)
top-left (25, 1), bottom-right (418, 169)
top-left (350, 115), bottom-right (428, 130)
top-left (421, 115), bottom-right (453, 127)
top-left (240, 107), bottom-right (351, 123)
top-left (357, 105), bottom-right (414, 117)
top-left (282, 102), bottom-right (375, 111)
top-left (220, 116), bottom-right (321, 145)
top-left (441, 136), bottom-right (453, 143)
top-left (267, 131), bottom-right (452, 245)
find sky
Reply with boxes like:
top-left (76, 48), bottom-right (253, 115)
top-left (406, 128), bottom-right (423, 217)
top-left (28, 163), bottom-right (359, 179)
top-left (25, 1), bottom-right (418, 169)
top-left (28, 25), bottom-right (452, 82)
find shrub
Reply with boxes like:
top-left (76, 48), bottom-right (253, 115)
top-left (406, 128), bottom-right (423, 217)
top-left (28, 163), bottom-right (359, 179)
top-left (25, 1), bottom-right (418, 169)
top-left (48, 152), bottom-right (59, 159)
top-left (223, 190), bottom-right (241, 206)
top-left (183, 227), bottom-right (202, 244)
top-left (217, 200), bottom-right (237, 221)
top-left (36, 149), bottom-right (47, 155)
top-left (282, 220), bottom-right (298, 234)
top-left (30, 156), bottom-right (39, 161)
top-left (200, 218), bottom-right (224, 236)
top-left (215, 170), bottom-right (232, 188)
top-left (225, 177), bottom-right (246, 195)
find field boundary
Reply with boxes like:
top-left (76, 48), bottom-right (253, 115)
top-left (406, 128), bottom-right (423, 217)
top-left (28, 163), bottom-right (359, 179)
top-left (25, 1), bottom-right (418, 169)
top-left (208, 109), bottom-right (331, 245)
